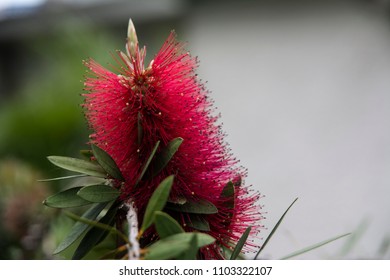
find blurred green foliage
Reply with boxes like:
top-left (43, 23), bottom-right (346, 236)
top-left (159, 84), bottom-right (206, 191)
top-left (0, 158), bottom-right (51, 259)
top-left (0, 21), bottom-right (122, 171)
top-left (0, 20), bottom-right (125, 259)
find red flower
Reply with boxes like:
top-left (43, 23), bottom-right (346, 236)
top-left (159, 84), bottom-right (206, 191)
top-left (82, 20), bottom-right (263, 259)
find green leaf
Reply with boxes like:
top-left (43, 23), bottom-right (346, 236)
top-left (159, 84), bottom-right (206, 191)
top-left (136, 141), bottom-right (160, 185)
top-left (72, 204), bottom-right (118, 260)
top-left (177, 234), bottom-right (198, 260)
top-left (221, 181), bottom-right (234, 199)
top-left (47, 156), bottom-right (106, 178)
top-left (140, 175), bottom-right (174, 233)
top-left (144, 232), bottom-right (215, 260)
top-left (145, 238), bottom-right (190, 260)
top-left (77, 185), bottom-right (121, 203)
top-left (53, 202), bottom-right (107, 254)
top-left (166, 198), bottom-right (218, 214)
top-left (338, 219), bottom-right (368, 257)
top-left (38, 174), bottom-right (88, 182)
top-left (222, 245), bottom-right (245, 260)
top-left (148, 137), bottom-right (183, 177)
top-left (280, 233), bottom-right (351, 260)
top-left (65, 210), bottom-right (128, 244)
top-left (254, 197), bottom-right (298, 260)
top-left (154, 211), bottom-right (184, 239)
top-left (91, 145), bottom-right (124, 181)
top-left (187, 214), bottom-right (210, 231)
top-left (43, 187), bottom-right (92, 208)
top-left (221, 181), bottom-right (235, 209)
top-left (230, 226), bottom-right (251, 260)
top-left (220, 181), bottom-right (235, 226)
top-left (137, 111), bottom-right (143, 146)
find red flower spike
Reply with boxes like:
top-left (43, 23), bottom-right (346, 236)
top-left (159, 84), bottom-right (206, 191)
top-left (82, 20), bottom-right (264, 259)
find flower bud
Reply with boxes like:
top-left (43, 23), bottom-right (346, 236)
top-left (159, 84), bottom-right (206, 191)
top-left (126, 18), bottom-right (138, 57)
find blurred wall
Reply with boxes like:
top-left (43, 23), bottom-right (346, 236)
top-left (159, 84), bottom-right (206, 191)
top-left (186, 0), bottom-right (390, 259)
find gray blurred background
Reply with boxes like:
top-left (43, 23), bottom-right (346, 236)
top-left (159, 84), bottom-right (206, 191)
top-left (0, 0), bottom-right (389, 259)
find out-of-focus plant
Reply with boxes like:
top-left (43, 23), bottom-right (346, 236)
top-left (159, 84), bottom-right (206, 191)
top-left (0, 159), bottom-right (50, 259)
top-left (0, 22), bottom-right (122, 170)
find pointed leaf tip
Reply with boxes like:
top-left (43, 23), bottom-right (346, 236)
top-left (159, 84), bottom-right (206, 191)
top-left (136, 141), bottom-right (160, 185)
top-left (144, 232), bottom-right (215, 260)
top-left (47, 156), bottom-right (106, 178)
top-left (77, 185), bottom-right (120, 203)
top-left (166, 198), bottom-right (218, 214)
top-left (91, 145), bottom-right (124, 181)
top-left (154, 211), bottom-right (184, 239)
top-left (141, 175), bottom-right (174, 233)
top-left (230, 226), bottom-right (252, 260)
top-left (72, 204), bottom-right (118, 260)
top-left (254, 197), bottom-right (298, 259)
top-left (53, 202), bottom-right (107, 254)
top-left (221, 181), bottom-right (235, 210)
top-left (43, 187), bottom-right (92, 208)
top-left (148, 137), bottom-right (183, 178)
top-left (187, 214), bottom-right (210, 231)
top-left (281, 232), bottom-right (351, 260)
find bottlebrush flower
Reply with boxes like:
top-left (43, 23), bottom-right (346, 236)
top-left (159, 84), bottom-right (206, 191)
top-left (82, 20), bottom-right (263, 259)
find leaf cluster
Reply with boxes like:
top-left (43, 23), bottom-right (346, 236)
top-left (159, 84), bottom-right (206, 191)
top-left (43, 139), bottom-right (349, 260)
top-left (42, 139), bottom-right (235, 259)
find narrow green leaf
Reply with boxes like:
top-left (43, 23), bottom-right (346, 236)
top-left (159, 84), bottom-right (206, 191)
top-left (53, 202), bottom-right (107, 254)
top-left (178, 234), bottom-right (198, 260)
top-left (91, 145), bottom-right (124, 181)
top-left (230, 226), bottom-right (251, 260)
top-left (254, 197), bottom-right (298, 260)
top-left (144, 232), bottom-right (215, 260)
top-left (338, 219), bottom-right (368, 257)
top-left (65, 210), bottom-right (128, 244)
top-left (220, 181), bottom-right (235, 226)
top-left (140, 175), bottom-right (174, 233)
top-left (72, 204), bottom-right (118, 260)
top-left (43, 187), bottom-right (92, 208)
top-left (38, 174), bottom-right (88, 182)
top-left (47, 156), bottom-right (106, 178)
top-left (136, 141), bottom-right (160, 185)
top-left (166, 198), bottom-right (218, 214)
top-left (187, 214), bottom-right (210, 231)
top-left (154, 211), bottom-right (184, 239)
top-left (222, 245), bottom-right (245, 260)
top-left (137, 111), bottom-right (143, 146)
top-left (192, 233), bottom-right (215, 247)
top-left (148, 137), bottom-right (183, 177)
top-left (145, 239), bottom-right (190, 260)
top-left (221, 181), bottom-right (234, 199)
top-left (280, 233), bottom-right (351, 260)
top-left (221, 181), bottom-right (235, 209)
top-left (77, 185), bottom-right (120, 203)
